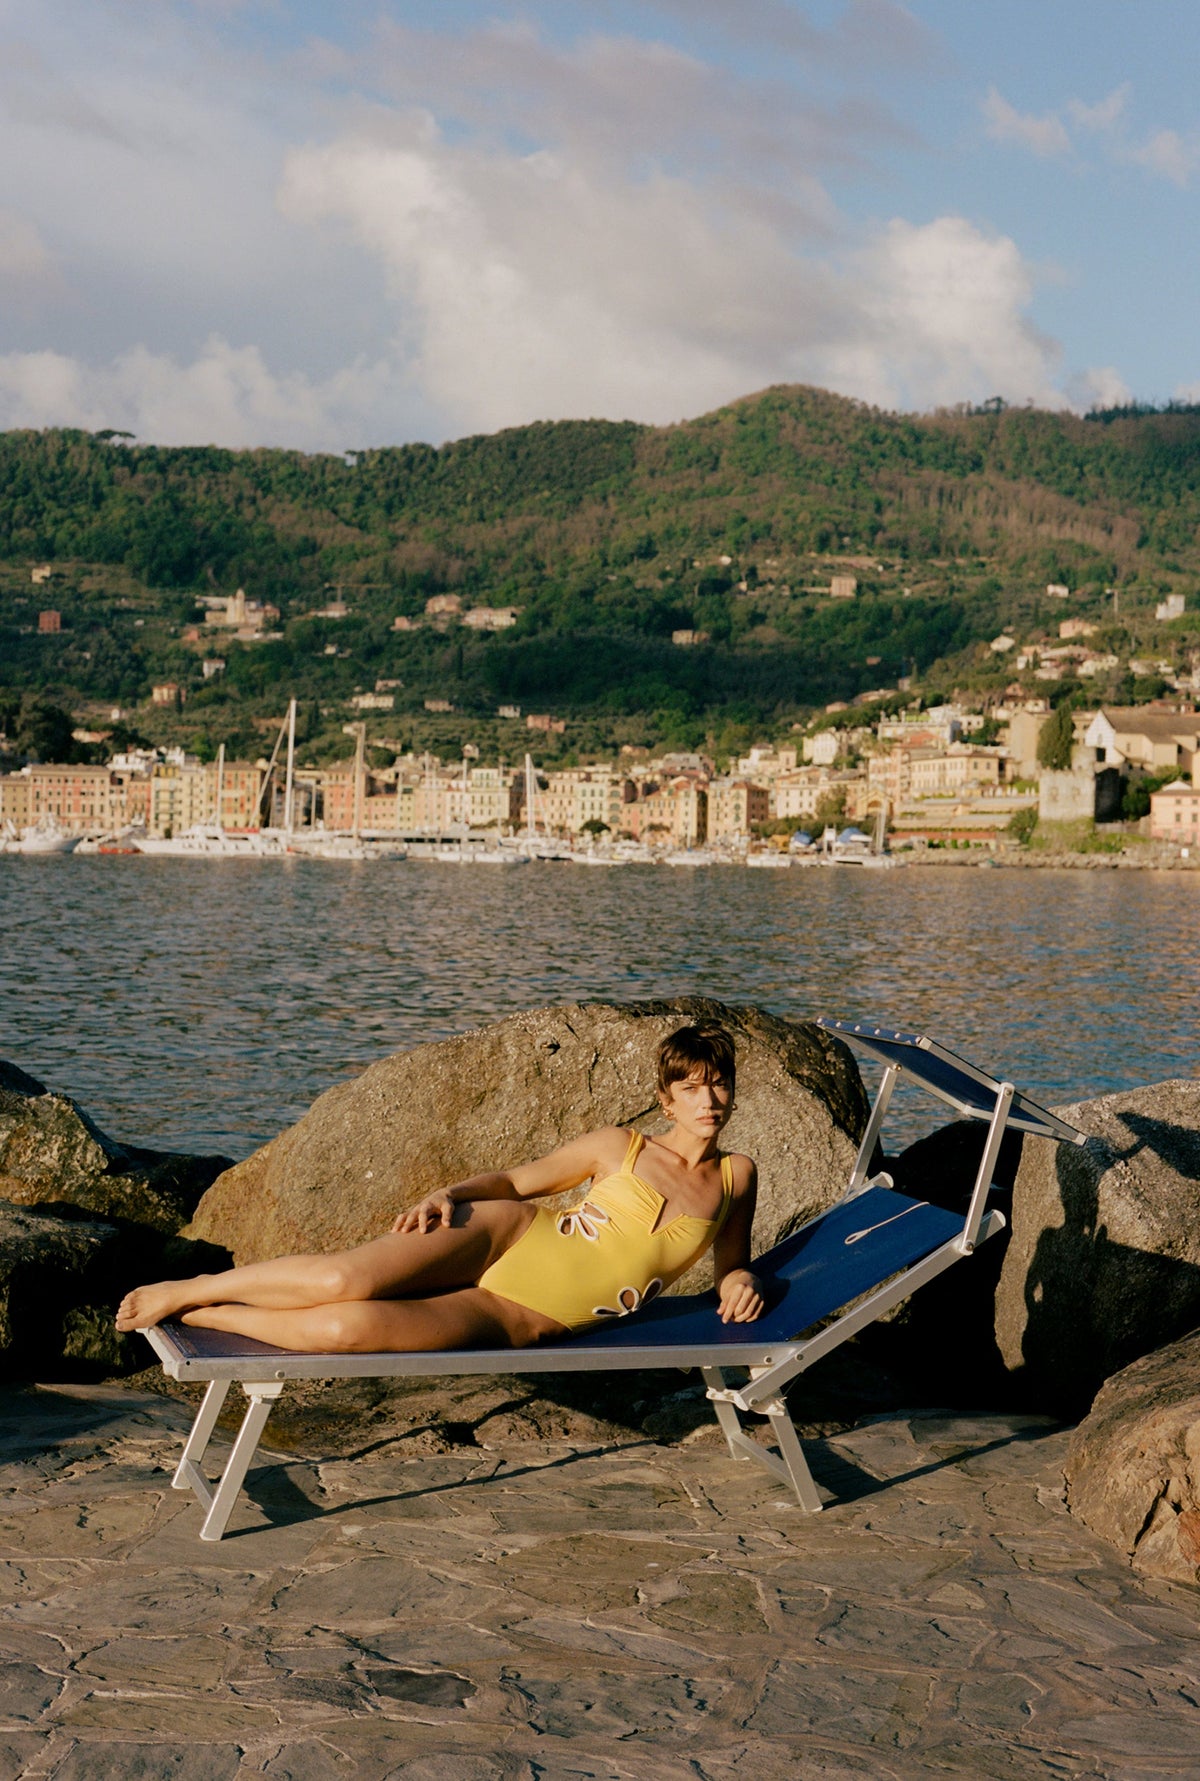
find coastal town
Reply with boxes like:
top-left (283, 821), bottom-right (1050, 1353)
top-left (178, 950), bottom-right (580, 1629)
top-left (3, 676), bottom-right (1199, 861)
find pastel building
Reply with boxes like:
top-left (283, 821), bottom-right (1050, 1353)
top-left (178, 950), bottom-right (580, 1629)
top-left (631, 778), bottom-right (708, 847)
top-left (707, 778), bottom-right (770, 840)
top-left (1150, 781), bottom-right (1200, 846)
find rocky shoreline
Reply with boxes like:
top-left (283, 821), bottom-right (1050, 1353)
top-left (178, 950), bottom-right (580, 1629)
top-left (3, 1000), bottom-right (1200, 1772)
top-left (896, 848), bottom-right (1200, 870)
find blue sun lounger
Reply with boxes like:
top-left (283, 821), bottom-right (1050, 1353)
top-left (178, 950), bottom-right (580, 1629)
top-left (144, 1019), bottom-right (1087, 1539)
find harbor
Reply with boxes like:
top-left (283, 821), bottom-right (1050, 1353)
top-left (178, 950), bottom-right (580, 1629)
top-left (2, 706), bottom-right (902, 868)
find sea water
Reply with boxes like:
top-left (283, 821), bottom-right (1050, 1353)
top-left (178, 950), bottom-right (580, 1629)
top-left (2, 855), bottom-right (1196, 1157)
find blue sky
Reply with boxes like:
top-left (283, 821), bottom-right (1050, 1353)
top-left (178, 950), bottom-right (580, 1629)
top-left (0, 0), bottom-right (1196, 449)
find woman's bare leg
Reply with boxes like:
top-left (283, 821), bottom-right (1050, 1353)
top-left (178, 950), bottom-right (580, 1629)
top-left (115, 1201), bottom-right (536, 1331)
top-left (180, 1286), bottom-right (541, 1353)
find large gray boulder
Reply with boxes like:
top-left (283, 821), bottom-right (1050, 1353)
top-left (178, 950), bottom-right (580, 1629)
top-left (0, 1196), bottom-right (231, 1379)
top-left (188, 998), bottom-right (869, 1280)
top-left (0, 1201), bottom-right (141, 1377)
top-left (0, 1062), bottom-right (231, 1235)
top-left (994, 1080), bottom-right (1200, 1413)
top-left (1064, 1328), bottom-right (1200, 1584)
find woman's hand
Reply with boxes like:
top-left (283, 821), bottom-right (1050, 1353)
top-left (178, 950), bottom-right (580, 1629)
top-left (718, 1268), bottom-right (765, 1323)
top-left (392, 1190), bottom-right (457, 1235)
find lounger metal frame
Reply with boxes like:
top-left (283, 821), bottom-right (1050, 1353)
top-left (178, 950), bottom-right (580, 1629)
top-left (145, 1019), bottom-right (1086, 1539)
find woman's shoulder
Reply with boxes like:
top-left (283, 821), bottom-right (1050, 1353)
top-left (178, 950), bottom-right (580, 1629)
top-left (722, 1150), bottom-right (758, 1191)
top-left (583, 1125), bottom-right (638, 1166)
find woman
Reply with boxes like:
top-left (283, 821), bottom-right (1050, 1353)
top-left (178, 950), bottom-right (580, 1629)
top-left (115, 1021), bottom-right (764, 1352)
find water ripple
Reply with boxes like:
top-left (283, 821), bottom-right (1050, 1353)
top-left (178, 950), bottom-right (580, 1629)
top-left (1, 856), bottom-right (1196, 1157)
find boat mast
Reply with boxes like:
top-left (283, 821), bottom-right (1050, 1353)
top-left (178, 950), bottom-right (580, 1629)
top-left (524, 752), bottom-right (537, 842)
top-left (284, 697), bottom-right (297, 835)
top-left (422, 751), bottom-right (434, 842)
top-left (352, 722), bottom-right (365, 839)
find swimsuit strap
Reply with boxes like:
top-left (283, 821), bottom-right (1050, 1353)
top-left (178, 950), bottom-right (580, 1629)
top-left (715, 1154), bottom-right (735, 1229)
top-left (621, 1129), bottom-right (645, 1172)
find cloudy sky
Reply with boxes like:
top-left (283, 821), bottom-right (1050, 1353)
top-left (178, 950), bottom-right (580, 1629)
top-left (0, 0), bottom-right (1197, 450)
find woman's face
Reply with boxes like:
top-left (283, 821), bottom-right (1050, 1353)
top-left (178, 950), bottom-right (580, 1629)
top-left (661, 1068), bottom-right (733, 1136)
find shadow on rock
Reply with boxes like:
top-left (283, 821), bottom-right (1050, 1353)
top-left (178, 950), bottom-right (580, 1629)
top-left (996, 1084), bottom-right (1200, 1417)
top-left (850, 1119), bottom-right (1026, 1408)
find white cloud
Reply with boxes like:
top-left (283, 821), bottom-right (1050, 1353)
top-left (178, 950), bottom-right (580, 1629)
top-left (984, 80), bottom-right (1200, 194)
top-left (1070, 365), bottom-right (1133, 411)
top-left (1128, 127), bottom-right (1200, 187)
top-left (983, 88), bottom-right (1071, 158)
top-left (280, 122), bottom-right (1064, 431)
top-left (280, 129), bottom-right (797, 432)
top-left (829, 216), bottom-right (1064, 411)
top-left (0, 336), bottom-right (399, 450)
top-left (1067, 85), bottom-right (1129, 133)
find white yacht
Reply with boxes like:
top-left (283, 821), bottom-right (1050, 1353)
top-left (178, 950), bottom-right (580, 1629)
top-left (432, 841), bottom-right (530, 865)
top-left (7, 817), bottom-right (81, 855)
top-left (662, 848), bottom-right (723, 867)
top-left (134, 825), bottom-right (288, 858)
top-left (818, 818), bottom-right (897, 870)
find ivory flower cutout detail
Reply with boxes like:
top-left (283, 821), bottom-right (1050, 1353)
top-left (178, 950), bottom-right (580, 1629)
top-left (557, 1202), bottom-right (609, 1240)
top-left (593, 1279), bottom-right (663, 1318)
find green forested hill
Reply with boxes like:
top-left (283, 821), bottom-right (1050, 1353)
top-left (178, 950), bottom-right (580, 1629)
top-left (3, 386), bottom-right (1199, 758)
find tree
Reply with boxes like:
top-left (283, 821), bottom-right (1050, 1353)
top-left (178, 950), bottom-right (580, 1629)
top-left (1037, 702), bottom-right (1075, 772)
top-left (1007, 805), bottom-right (1039, 844)
top-left (107, 719), bottom-right (151, 754)
top-left (10, 695), bottom-right (78, 763)
top-left (813, 787), bottom-right (847, 831)
top-left (580, 818), bottom-right (609, 836)
top-left (1122, 769), bottom-right (1176, 822)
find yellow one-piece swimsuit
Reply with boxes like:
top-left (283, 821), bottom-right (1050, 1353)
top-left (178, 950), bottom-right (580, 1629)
top-left (477, 1130), bottom-right (734, 1333)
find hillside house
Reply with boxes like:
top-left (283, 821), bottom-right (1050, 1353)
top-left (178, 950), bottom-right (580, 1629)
top-left (1085, 708), bottom-right (1200, 776)
top-left (461, 606), bottom-right (519, 631)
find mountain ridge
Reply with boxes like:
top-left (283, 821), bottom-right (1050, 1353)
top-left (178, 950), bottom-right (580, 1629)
top-left (2, 385), bottom-right (1198, 758)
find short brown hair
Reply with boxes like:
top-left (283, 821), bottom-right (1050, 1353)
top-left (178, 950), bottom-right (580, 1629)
top-left (655, 1022), bottom-right (736, 1096)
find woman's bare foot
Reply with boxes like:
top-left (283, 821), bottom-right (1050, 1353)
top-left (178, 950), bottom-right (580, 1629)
top-left (115, 1277), bottom-right (208, 1332)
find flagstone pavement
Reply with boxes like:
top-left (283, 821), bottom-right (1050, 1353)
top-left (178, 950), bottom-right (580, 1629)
top-left (2, 1377), bottom-right (1199, 1779)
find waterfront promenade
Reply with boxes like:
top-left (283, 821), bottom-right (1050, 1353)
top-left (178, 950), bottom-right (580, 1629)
top-left (4, 1375), bottom-right (1199, 1776)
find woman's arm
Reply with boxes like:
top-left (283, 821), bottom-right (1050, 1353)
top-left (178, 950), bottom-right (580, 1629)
top-left (711, 1157), bottom-right (765, 1323)
top-left (392, 1127), bottom-right (630, 1233)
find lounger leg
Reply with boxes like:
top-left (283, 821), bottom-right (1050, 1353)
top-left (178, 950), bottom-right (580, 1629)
top-left (701, 1370), bottom-right (824, 1513)
top-left (198, 1383), bottom-right (285, 1542)
top-left (172, 1379), bottom-right (231, 1498)
top-left (760, 1396), bottom-right (824, 1515)
top-left (701, 1367), bottom-right (745, 1458)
